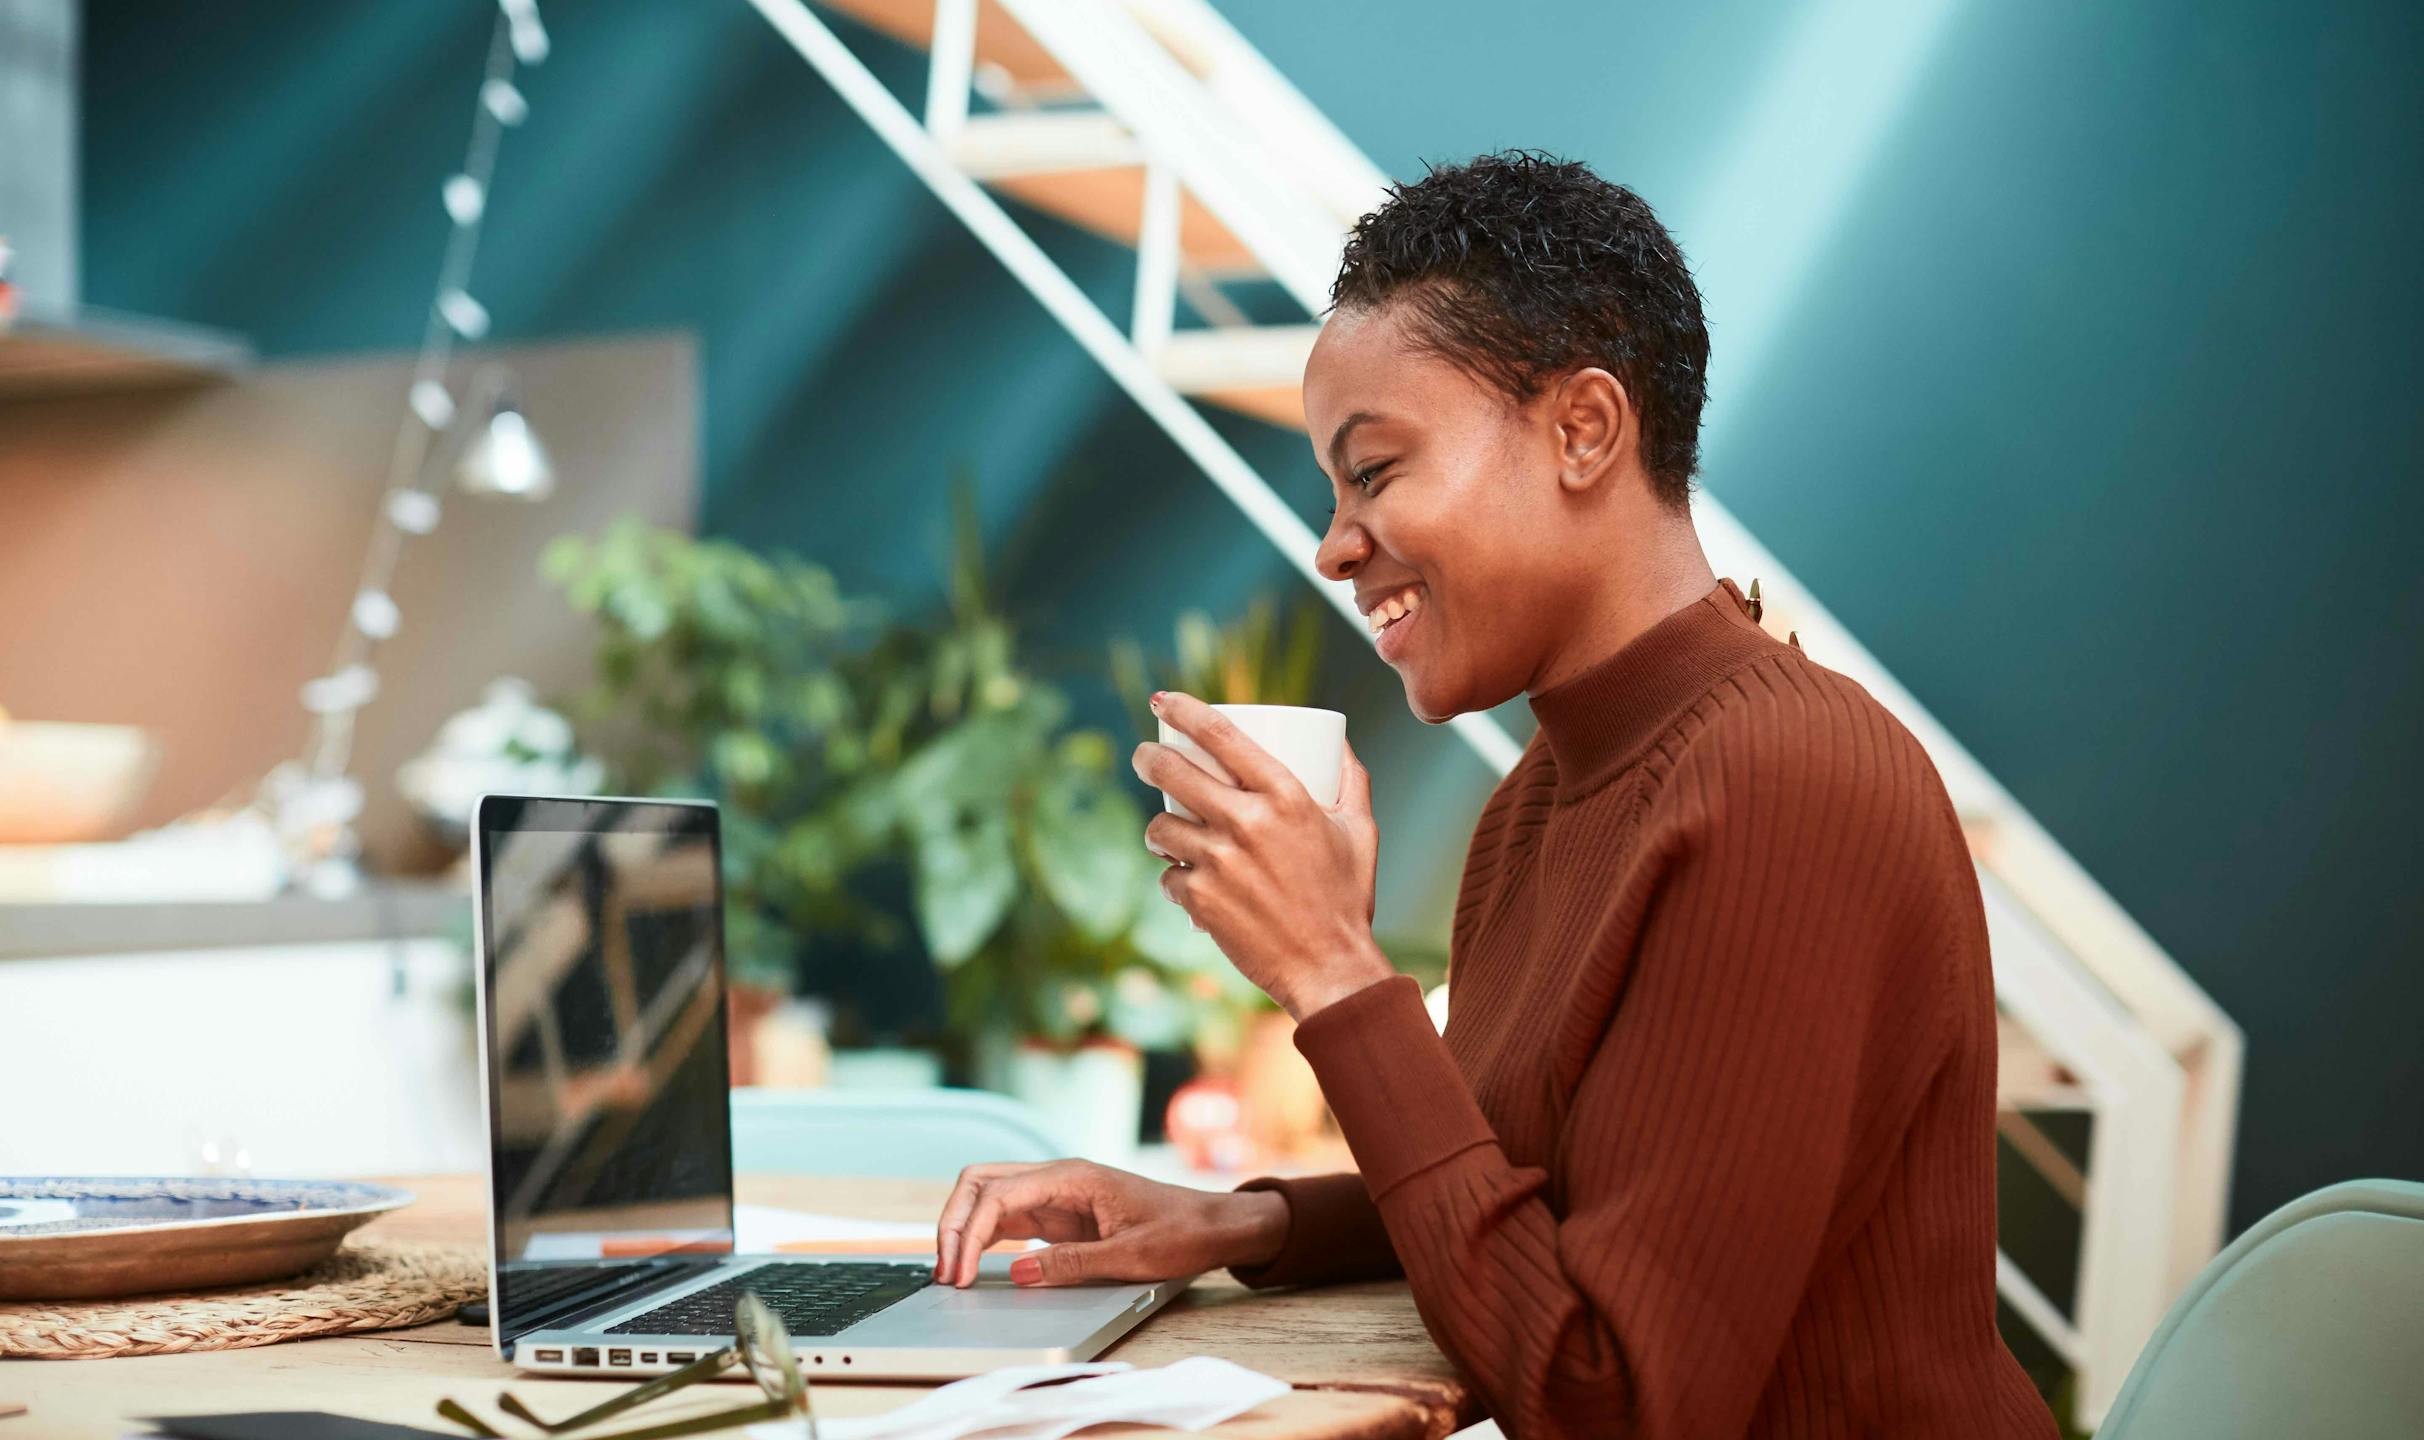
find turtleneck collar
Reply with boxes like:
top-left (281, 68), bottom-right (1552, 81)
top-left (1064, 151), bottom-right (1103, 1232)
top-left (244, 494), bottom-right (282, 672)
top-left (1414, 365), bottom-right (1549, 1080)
top-left (1526, 579), bottom-right (1781, 796)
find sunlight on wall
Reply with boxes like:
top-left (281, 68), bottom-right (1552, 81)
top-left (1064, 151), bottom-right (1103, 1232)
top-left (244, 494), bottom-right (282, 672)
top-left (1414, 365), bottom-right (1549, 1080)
top-left (1680, 0), bottom-right (1967, 470)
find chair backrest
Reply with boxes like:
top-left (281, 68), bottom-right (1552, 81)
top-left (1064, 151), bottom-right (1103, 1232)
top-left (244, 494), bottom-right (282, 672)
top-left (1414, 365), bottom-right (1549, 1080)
top-left (2097, 1178), bottom-right (2424, 1440)
top-left (728, 1086), bottom-right (1063, 1180)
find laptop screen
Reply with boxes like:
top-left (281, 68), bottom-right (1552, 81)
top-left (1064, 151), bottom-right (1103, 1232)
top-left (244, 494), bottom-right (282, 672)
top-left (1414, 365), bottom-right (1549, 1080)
top-left (475, 796), bottom-right (736, 1338)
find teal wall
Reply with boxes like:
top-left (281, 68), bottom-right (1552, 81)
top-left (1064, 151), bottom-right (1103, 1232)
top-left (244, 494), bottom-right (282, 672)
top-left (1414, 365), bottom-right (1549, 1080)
top-left (82, 0), bottom-right (2423, 1234)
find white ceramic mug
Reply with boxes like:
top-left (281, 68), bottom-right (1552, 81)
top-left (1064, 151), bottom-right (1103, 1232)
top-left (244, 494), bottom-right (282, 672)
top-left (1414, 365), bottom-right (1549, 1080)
top-left (1157, 704), bottom-right (1347, 822)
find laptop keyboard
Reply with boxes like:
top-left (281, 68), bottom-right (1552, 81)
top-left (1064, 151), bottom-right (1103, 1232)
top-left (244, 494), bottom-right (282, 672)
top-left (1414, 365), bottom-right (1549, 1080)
top-left (605, 1262), bottom-right (933, 1338)
top-left (505, 1260), bottom-right (716, 1316)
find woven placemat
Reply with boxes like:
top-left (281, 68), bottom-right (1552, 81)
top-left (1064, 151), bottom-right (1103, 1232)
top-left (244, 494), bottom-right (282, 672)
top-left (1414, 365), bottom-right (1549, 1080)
top-left (0, 1241), bottom-right (485, 1359)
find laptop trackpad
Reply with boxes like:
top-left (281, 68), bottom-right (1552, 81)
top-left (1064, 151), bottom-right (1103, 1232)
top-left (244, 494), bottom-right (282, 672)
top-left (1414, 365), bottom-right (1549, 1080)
top-left (855, 1280), bottom-right (1149, 1346)
top-left (927, 1284), bottom-right (1129, 1312)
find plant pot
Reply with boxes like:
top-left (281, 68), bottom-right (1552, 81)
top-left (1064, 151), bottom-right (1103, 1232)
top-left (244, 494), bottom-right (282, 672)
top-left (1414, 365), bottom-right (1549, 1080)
top-left (827, 1045), bottom-right (945, 1091)
top-left (998, 1038), bottom-right (1144, 1167)
top-left (725, 983), bottom-right (786, 1087)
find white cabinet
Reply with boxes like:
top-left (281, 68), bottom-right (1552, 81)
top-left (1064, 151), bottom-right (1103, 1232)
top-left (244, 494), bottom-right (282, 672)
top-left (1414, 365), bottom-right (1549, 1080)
top-left (0, 938), bottom-right (485, 1178)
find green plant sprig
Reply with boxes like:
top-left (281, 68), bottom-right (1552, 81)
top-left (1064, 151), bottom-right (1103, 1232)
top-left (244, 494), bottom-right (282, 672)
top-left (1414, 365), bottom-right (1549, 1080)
top-left (545, 488), bottom-right (1251, 1050)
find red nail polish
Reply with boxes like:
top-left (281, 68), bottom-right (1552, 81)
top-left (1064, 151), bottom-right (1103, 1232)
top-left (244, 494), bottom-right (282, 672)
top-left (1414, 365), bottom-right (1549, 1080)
top-left (1010, 1254), bottom-right (1042, 1285)
top-left (1149, 692), bottom-right (1166, 713)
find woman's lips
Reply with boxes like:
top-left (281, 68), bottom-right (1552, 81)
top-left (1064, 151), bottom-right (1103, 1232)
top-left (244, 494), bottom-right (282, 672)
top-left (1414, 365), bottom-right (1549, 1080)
top-left (1376, 589), bottom-right (1425, 659)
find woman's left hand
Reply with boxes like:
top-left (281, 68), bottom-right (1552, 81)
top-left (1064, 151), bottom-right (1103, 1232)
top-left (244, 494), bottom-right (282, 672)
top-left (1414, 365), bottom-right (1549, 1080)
top-left (1134, 692), bottom-right (1396, 1021)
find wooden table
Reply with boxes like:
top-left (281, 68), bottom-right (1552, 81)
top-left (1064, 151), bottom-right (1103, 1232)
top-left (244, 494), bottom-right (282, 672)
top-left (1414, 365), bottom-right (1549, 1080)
top-left (4, 1175), bottom-right (1474, 1439)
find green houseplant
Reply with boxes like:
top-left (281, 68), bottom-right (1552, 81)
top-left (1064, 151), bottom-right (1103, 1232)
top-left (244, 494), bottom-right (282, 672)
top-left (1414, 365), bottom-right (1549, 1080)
top-left (1109, 594), bottom-right (1324, 741)
top-left (544, 495), bottom-right (1247, 1155)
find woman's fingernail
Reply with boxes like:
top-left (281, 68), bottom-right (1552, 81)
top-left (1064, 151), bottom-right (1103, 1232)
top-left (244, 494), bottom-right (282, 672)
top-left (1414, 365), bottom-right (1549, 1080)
top-left (1149, 691), bottom-right (1166, 713)
top-left (1010, 1254), bottom-right (1042, 1285)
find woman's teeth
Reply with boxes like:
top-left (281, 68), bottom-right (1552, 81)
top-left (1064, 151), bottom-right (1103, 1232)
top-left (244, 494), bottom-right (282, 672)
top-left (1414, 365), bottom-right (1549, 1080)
top-left (1366, 588), bottom-right (1424, 634)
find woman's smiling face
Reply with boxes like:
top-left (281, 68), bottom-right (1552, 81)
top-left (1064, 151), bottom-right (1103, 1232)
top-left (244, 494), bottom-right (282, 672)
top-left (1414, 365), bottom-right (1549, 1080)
top-left (1304, 302), bottom-right (1600, 723)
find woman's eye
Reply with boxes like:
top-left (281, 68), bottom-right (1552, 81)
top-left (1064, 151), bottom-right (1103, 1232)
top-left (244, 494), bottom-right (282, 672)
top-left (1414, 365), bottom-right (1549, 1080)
top-left (1327, 462), bottom-right (1392, 513)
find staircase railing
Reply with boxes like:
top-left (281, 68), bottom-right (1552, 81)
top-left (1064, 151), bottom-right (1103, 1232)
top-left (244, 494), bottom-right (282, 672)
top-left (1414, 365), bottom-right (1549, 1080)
top-left (742, 1), bottom-right (2243, 1422)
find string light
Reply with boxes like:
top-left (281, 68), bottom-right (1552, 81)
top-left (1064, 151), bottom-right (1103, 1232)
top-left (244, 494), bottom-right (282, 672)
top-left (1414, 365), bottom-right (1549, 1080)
top-left (386, 489), bottom-right (443, 535)
top-left (442, 174), bottom-right (486, 225)
top-left (351, 589), bottom-right (402, 640)
top-left (500, 0), bottom-right (550, 64)
top-left (300, 664), bottom-right (380, 715)
top-left (482, 79), bottom-right (529, 126)
top-left (437, 288), bottom-right (491, 339)
top-left (408, 378), bottom-right (456, 429)
top-left (274, 0), bottom-right (549, 896)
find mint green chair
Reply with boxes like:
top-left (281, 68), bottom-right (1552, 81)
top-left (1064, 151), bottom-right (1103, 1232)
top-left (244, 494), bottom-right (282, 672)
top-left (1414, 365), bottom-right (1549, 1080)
top-left (2098, 1179), bottom-right (2424, 1438)
top-left (729, 1086), bottom-right (1061, 1179)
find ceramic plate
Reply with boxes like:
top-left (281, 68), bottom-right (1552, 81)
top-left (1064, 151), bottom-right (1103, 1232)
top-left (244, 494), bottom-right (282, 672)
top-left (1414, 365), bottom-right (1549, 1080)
top-left (0, 1177), bottom-right (413, 1300)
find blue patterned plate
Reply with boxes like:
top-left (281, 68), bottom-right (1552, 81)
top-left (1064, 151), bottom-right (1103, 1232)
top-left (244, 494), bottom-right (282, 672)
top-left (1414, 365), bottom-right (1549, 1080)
top-left (0, 1177), bottom-right (413, 1300)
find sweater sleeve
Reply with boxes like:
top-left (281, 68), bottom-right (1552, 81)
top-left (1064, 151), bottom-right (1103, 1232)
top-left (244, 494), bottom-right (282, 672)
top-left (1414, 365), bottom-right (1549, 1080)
top-left (1294, 704), bottom-right (1962, 1438)
top-left (1226, 1171), bottom-right (1403, 1288)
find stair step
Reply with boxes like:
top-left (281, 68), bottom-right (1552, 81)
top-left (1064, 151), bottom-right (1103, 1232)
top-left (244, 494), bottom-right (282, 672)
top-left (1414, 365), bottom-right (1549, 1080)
top-left (945, 113), bottom-right (1260, 275)
top-left (1153, 324), bottom-right (1321, 428)
top-left (947, 110), bottom-right (1141, 177)
top-left (819, 0), bottom-right (1072, 91)
top-left (1998, 1013), bottom-right (2092, 1111)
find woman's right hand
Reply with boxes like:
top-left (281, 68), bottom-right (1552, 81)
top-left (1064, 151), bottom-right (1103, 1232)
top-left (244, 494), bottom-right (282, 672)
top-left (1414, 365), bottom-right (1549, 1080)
top-left (932, 1159), bottom-right (1290, 1289)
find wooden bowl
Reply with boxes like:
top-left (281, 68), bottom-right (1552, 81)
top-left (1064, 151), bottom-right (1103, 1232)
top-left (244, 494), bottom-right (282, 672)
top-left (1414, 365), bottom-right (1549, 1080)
top-left (0, 720), bottom-right (162, 844)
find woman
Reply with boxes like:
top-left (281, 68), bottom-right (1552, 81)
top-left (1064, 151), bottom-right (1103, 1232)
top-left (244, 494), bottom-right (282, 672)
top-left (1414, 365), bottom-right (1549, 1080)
top-left (932, 152), bottom-right (2056, 1439)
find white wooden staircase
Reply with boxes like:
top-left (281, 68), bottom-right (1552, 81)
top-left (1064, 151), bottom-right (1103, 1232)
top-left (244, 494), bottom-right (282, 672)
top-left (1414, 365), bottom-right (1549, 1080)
top-left (742, 0), bottom-right (2242, 1423)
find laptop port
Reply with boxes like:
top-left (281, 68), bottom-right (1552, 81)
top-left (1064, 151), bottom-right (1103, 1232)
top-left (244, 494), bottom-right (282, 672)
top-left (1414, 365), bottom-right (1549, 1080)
top-left (533, 1348), bottom-right (565, 1363)
top-left (639, 1352), bottom-right (659, 1364)
top-left (609, 1349), bottom-right (633, 1366)
top-left (572, 1348), bottom-right (599, 1367)
top-left (666, 1351), bottom-right (697, 1364)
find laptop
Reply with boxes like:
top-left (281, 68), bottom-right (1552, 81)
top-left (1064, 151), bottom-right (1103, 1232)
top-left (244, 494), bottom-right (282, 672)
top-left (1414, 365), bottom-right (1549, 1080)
top-left (472, 793), bottom-right (1184, 1378)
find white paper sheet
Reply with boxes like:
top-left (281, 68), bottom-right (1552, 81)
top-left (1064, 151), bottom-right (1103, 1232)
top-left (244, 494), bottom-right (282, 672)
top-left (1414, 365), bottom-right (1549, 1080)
top-left (744, 1356), bottom-right (1292, 1440)
top-left (732, 1203), bottom-right (1040, 1256)
top-left (735, 1203), bottom-right (935, 1251)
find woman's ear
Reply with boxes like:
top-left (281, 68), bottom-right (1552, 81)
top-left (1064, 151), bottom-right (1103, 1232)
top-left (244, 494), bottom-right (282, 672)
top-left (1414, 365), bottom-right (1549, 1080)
top-left (1553, 367), bottom-right (1631, 494)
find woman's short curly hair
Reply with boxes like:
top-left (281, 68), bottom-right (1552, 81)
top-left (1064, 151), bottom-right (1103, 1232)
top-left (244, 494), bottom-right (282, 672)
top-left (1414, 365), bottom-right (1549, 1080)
top-left (1331, 151), bottom-right (1710, 505)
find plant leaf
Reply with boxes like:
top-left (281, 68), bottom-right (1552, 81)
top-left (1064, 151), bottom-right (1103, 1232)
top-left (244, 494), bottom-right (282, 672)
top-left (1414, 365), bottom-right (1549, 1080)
top-left (910, 808), bottom-right (1017, 967)
top-left (1028, 761), bottom-right (1145, 944)
top-left (1127, 872), bottom-right (1232, 975)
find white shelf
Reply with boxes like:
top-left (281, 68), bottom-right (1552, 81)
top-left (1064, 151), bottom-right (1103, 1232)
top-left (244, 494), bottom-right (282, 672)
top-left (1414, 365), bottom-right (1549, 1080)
top-left (0, 302), bottom-right (251, 399)
top-left (0, 881), bottom-right (465, 962)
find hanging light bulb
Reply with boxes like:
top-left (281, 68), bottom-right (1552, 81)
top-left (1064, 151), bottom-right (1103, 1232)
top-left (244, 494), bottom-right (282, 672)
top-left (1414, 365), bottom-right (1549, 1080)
top-left (456, 374), bottom-right (555, 501)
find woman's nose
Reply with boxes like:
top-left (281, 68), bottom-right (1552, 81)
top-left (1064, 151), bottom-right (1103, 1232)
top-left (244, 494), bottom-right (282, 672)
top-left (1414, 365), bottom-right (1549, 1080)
top-left (1316, 514), bottom-right (1370, 581)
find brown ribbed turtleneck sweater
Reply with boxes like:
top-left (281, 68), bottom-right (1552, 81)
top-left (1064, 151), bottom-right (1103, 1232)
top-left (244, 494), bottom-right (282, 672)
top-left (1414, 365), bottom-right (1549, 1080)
top-left (1232, 581), bottom-right (2054, 1439)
